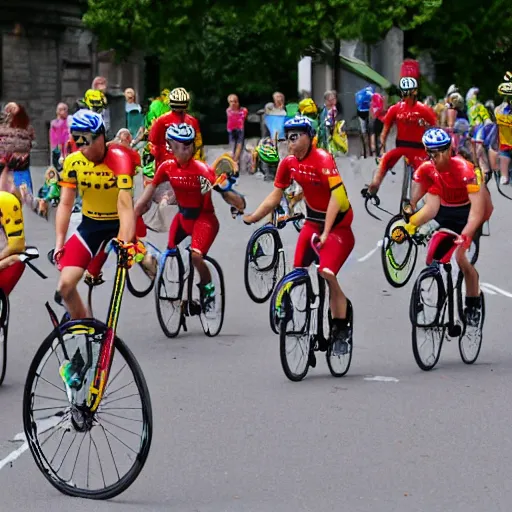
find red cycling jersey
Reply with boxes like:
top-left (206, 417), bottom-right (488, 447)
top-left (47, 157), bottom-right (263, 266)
top-left (152, 158), bottom-right (215, 213)
top-left (148, 111), bottom-right (202, 167)
top-left (274, 147), bottom-right (352, 226)
top-left (413, 156), bottom-right (480, 206)
top-left (383, 100), bottom-right (437, 147)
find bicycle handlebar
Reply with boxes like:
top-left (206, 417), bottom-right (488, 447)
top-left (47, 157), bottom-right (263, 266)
top-left (276, 212), bottom-right (304, 229)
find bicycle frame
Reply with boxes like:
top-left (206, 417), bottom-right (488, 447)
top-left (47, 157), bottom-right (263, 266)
top-left (45, 244), bottom-right (131, 413)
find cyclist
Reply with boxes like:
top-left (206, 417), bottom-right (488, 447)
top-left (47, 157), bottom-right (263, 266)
top-left (148, 87), bottom-right (204, 168)
top-left (368, 77), bottom-right (437, 195)
top-left (495, 81), bottom-right (512, 185)
top-left (243, 115), bottom-right (355, 358)
top-left (355, 85), bottom-right (374, 157)
top-left (54, 110), bottom-right (142, 319)
top-left (0, 189), bottom-right (26, 295)
top-left (402, 128), bottom-right (493, 327)
top-left (134, 123), bottom-right (245, 308)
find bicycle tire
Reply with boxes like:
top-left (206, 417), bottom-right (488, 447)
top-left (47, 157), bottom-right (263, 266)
top-left (381, 214), bottom-right (418, 288)
top-left (326, 297), bottom-right (353, 378)
top-left (126, 261), bottom-right (156, 298)
top-left (400, 162), bottom-right (413, 211)
top-left (0, 292), bottom-right (8, 386)
top-left (278, 275), bottom-right (312, 382)
top-left (410, 269), bottom-right (446, 371)
top-left (456, 275), bottom-right (485, 365)
top-left (23, 319), bottom-right (153, 500)
top-left (155, 251), bottom-right (184, 338)
top-left (199, 255), bottom-right (226, 337)
top-left (269, 262), bottom-right (296, 336)
top-left (244, 227), bottom-right (283, 304)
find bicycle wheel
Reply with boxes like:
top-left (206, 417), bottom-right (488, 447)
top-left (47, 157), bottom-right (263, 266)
top-left (269, 266), bottom-right (296, 335)
top-left (198, 256), bottom-right (225, 337)
top-left (381, 214), bottom-right (418, 288)
top-left (410, 269), bottom-right (446, 371)
top-left (23, 319), bottom-right (152, 500)
top-left (456, 275), bottom-right (485, 364)
top-left (155, 250), bottom-right (184, 338)
top-left (0, 292), bottom-right (8, 386)
top-left (244, 228), bottom-right (284, 303)
top-left (278, 274), bottom-right (312, 381)
top-left (326, 294), bottom-right (354, 378)
top-left (126, 257), bottom-right (157, 298)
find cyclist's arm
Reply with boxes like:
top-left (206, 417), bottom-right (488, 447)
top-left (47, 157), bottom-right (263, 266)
top-left (0, 253), bottom-right (21, 271)
top-left (134, 183), bottom-right (155, 217)
top-left (409, 193), bottom-right (440, 229)
top-left (323, 169), bottom-right (349, 237)
top-left (246, 187), bottom-right (282, 223)
top-left (462, 186), bottom-right (486, 241)
top-left (117, 190), bottom-right (135, 243)
top-left (219, 190), bottom-right (246, 212)
top-left (380, 105), bottom-right (397, 147)
top-left (55, 185), bottom-right (75, 252)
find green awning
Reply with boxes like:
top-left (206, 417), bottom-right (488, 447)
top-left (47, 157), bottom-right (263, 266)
top-left (339, 55), bottom-right (393, 90)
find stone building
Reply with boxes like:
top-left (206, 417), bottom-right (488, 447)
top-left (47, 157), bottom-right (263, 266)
top-left (0, 0), bottom-right (144, 164)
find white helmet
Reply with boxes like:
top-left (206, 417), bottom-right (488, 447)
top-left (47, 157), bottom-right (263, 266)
top-left (399, 77), bottom-right (418, 93)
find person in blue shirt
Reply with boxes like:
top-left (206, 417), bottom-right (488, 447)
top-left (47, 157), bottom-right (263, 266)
top-left (355, 85), bottom-right (375, 158)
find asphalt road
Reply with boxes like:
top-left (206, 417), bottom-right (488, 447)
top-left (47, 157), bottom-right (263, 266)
top-left (1, 151), bottom-right (512, 511)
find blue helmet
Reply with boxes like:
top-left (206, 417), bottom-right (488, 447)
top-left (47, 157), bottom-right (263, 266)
top-left (284, 115), bottom-right (315, 137)
top-left (422, 128), bottom-right (451, 151)
top-left (70, 109), bottom-right (104, 134)
top-left (165, 123), bottom-right (195, 143)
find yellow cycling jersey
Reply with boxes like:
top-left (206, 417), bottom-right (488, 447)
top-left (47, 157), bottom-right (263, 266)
top-left (495, 103), bottom-right (512, 150)
top-left (0, 191), bottom-right (25, 252)
top-left (60, 148), bottom-right (135, 221)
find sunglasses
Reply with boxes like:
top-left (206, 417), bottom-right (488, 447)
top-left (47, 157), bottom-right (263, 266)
top-left (71, 131), bottom-right (98, 147)
top-left (427, 149), bottom-right (448, 159)
top-left (286, 132), bottom-right (305, 142)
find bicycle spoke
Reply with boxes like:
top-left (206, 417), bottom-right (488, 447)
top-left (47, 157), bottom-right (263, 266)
top-left (96, 415), bottom-right (141, 437)
top-left (49, 430), bottom-right (68, 465)
top-left (34, 394), bottom-right (69, 403)
top-left (104, 363), bottom-right (128, 395)
top-left (99, 411), bottom-right (143, 423)
top-left (99, 424), bottom-right (121, 481)
top-left (90, 434), bottom-right (107, 488)
top-left (101, 425), bottom-right (139, 454)
top-left (101, 392), bottom-right (141, 406)
top-left (103, 380), bottom-right (135, 401)
top-left (54, 432), bottom-right (78, 473)
top-left (69, 431), bottom-right (87, 483)
top-left (87, 433), bottom-right (92, 489)
top-left (35, 375), bottom-right (67, 395)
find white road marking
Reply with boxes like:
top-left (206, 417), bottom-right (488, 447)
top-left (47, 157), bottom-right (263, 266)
top-left (358, 240), bottom-right (383, 262)
top-left (364, 376), bottom-right (400, 383)
top-left (480, 284), bottom-right (497, 296)
top-left (0, 415), bottom-right (64, 471)
top-left (480, 283), bottom-right (512, 298)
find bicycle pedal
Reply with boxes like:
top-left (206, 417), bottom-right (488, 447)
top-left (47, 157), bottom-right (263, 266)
top-left (84, 272), bottom-right (105, 287)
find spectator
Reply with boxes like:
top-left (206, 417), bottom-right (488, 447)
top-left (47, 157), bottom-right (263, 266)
top-left (108, 128), bottom-right (141, 168)
top-left (226, 94), bottom-right (248, 164)
top-left (92, 75), bottom-right (110, 134)
top-left (0, 102), bottom-right (35, 193)
top-left (49, 102), bottom-right (71, 171)
top-left (355, 85), bottom-right (374, 158)
top-left (369, 90), bottom-right (387, 157)
top-left (124, 88), bottom-right (145, 150)
top-left (318, 90), bottom-right (339, 149)
top-left (265, 91), bottom-right (286, 115)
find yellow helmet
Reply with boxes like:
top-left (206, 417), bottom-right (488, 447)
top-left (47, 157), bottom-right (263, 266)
top-left (169, 87), bottom-right (190, 109)
top-left (160, 88), bottom-right (171, 101)
top-left (498, 82), bottom-right (512, 96)
top-left (298, 98), bottom-right (318, 116)
top-left (0, 191), bottom-right (24, 238)
top-left (83, 89), bottom-right (107, 112)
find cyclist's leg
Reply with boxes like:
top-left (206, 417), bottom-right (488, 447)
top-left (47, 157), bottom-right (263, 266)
top-left (499, 150), bottom-right (511, 184)
top-left (190, 213), bottom-right (220, 285)
top-left (0, 260), bottom-right (25, 296)
top-left (371, 147), bottom-right (404, 192)
top-left (292, 220), bottom-right (318, 269)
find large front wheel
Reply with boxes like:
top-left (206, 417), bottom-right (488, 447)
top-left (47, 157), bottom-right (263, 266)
top-left (0, 292), bottom-right (8, 386)
top-left (198, 256), bottom-right (225, 337)
top-left (23, 319), bottom-right (153, 499)
top-left (410, 269), bottom-right (446, 371)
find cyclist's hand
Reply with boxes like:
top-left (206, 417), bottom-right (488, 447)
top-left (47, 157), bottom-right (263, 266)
top-left (455, 234), bottom-right (472, 250)
top-left (243, 213), bottom-right (255, 225)
top-left (319, 231), bottom-right (328, 247)
top-left (214, 173), bottom-right (238, 193)
top-left (112, 238), bottom-right (147, 267)
top-left (360, 186), bottom-right (370, 198)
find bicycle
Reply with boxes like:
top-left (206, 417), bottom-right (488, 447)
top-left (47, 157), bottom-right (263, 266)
top-left (244, 209), bottom-right (304, 304)
top-left (409, 228), bottom-right (484, 371)
top-left (0, 247), bottom-right (47, 386)
top-left (23, 239), bottom-right (153, 499)
top-left (155, 243), bottom-right (225, 338)
top-left (270, 234), bottom-right (353, 381)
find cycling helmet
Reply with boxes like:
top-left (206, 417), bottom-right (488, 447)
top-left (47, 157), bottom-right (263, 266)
top-left (298, 98), bottom-right (318, 116)
top-left (485, 99), bottom-right (495, 110)
top-left (465, 87), bottom-right (479, 105)
top-left (165, 123), bottom-right (195, 144)
top-left (399, 77), bottom-right (418, 93)
top-left (422, 128), bottom-right (451, 151)
top-left (256, 142), bottom-right (279, 164)
top-left (70, 109), bottom-right (104, 134)
top-left (284, 115), bottom-right (316, 137)
top-left (83, 89), bottom-right (107, 112)
top-left (498, 82), bottom-right (512, 96)
top-left (168, 87), bottom-right (190, 109)
top-left (446, 84), bottom-right (458, 97)
top-left (504, 71), bottom-right (512, 82)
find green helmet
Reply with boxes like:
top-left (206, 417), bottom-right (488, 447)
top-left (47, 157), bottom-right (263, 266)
top-left (256, 142), bottom-right (279, 164)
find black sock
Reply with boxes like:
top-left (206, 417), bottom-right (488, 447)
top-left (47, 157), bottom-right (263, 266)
top-left (331, 317), bottom-right (349, 330)
top-left (465, 295), bottom-right (481, 308)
